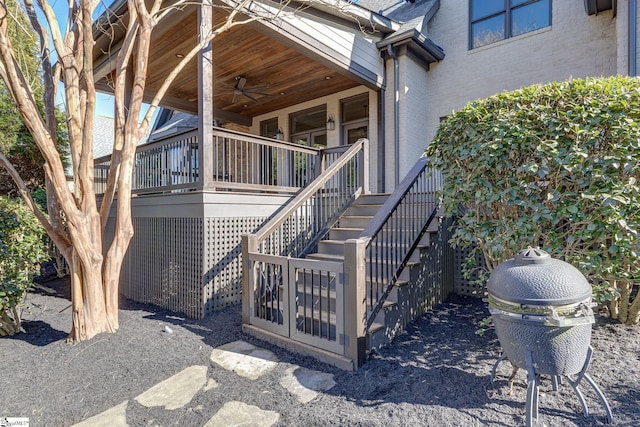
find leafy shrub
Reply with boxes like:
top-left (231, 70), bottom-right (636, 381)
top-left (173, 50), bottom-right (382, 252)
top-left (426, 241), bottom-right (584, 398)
top-left (0, 196), bottom-right (48, 335)
top-left (427, 76), bottom-right (640, 325)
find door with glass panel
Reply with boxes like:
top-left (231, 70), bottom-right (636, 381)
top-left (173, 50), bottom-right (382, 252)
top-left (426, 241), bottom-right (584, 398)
top-left (341, 94), bottom-right (368, 145)
top-left (341, 95), bottom-right (368, 189)
top-left (289, 106), bottom-right (327, 186)
top-left (259, 118), bottom-right (279, 186)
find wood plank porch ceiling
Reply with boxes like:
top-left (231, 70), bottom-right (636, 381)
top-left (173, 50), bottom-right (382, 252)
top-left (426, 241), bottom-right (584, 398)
top-left (95, 6), bottom-right (362, 124)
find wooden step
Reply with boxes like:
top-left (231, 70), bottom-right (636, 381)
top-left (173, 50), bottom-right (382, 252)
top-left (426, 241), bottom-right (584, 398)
top-left (296, 270), bottom-right (339, 289)
top-left (295, 311), bottom-right (337, 340)
top-left (426, 218), bottom-right (440, 233)
top-left (328, 227), bottom-right (363, 240)
top-left (353, 194), bottom-right (390, 205)
top-left (317, 240), bottom-right (346, 256)
top-left (345, 204), bottom-right (382, 216)
top-left (338, 215), bottom-right (373, 228)
top-left (306, 253), bottom-right (345, 262)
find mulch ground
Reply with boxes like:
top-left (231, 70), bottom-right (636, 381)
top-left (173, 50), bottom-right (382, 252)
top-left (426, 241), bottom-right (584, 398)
top-left (1, 275), bottom-right (638, 427)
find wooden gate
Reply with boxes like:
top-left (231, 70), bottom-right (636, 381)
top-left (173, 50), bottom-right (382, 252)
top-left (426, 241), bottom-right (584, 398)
top-left (247, 253), bottom-right (345, 355)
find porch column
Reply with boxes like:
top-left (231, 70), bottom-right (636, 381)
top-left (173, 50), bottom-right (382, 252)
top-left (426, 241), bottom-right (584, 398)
top-left (198, 0), bottom-right (214, 190)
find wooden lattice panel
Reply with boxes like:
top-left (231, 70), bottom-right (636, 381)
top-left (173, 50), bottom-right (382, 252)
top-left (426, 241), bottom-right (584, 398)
top-left (453, 245), bottom-right (488, 297)
top-left (203, 216), bottom-right (266, 315)
top-left (408, 218), bottom-right (456, 316)
top-left (121, 217), bottom-right (204, 318)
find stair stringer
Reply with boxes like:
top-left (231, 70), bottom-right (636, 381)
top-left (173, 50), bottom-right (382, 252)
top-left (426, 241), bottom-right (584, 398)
top-left (367, 215), bottom-right (454, 353)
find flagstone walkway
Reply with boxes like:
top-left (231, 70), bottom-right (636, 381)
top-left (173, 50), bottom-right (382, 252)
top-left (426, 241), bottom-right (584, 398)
top-left (70, 340), bottom-right (336, 427)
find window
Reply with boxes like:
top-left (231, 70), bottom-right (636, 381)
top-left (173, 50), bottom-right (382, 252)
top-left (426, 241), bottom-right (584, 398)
top-left (470, 0), bottom-right (551, 49)
top-left (260, 118), bottom-right (279, 139)
top-left (290, 105), bottom-right (327, 147)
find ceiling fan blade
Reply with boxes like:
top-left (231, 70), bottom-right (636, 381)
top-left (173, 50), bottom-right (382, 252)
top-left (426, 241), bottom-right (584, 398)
top-left (245, 91), bottom-right (270, 97)
top-left (232, 92), bottom-right (239, 103)
top-left (235, 77), bottom-right (247, 90)
top-left (244, 93), bottom-right (259, 103)
top-left (244, 84), bottom-right (269, 91)
top-left (218, 80), bottom-right (235, 90)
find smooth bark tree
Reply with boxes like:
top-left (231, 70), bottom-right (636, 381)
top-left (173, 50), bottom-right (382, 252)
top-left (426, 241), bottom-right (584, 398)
top-left (0, 0), bottom-right (314, 341)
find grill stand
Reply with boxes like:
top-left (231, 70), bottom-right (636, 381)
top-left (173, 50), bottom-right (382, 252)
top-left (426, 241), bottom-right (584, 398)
top-left (490, 346), bottom-right (613, 426)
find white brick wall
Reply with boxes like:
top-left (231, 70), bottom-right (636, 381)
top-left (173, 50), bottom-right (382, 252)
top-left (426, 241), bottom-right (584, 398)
top-left (424, 0), bottom-right (619, 144)
top-left (385, 55), bottom-right (430, 189)
top-left (636, 1), bottom-right (640, 73)
top-left (617, 0), bottom-right (629, 74)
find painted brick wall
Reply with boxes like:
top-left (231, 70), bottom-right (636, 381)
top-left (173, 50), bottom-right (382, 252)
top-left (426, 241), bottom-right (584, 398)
top-left (423, 0), bottom-right (619, 144)
top-left (399, 56), bottom-right (430, 186)
top-left (617, 0), bottom-right (629, 74)
top-left (637, 0), bottom-right (640, 72)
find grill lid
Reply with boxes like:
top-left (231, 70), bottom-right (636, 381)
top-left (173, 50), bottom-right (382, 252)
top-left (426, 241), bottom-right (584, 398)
top-left (487, 248), bottom-right (592, 305)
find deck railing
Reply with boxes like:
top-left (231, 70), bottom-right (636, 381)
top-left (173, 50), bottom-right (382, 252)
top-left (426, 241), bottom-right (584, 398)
top-left (93, 127), bottom-right (325, 195)
top-left (355, 156), bottom-right (442, 330)
top-left (211, 129), bottom-right (320, 193)
top-left (242, 139), bottom-right (369, 360)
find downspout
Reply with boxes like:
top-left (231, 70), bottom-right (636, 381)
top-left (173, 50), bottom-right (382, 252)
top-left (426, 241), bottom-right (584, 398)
top-left (387, 44), bottom-right (400, 187)
top-left (630, 0), bottom-right (637, 76)
top-left (378, 77), bottom-right (386, 193)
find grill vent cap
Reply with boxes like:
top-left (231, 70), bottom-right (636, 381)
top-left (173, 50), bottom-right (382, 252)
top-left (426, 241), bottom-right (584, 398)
top-left (515, 247), bottom-right (551, 265)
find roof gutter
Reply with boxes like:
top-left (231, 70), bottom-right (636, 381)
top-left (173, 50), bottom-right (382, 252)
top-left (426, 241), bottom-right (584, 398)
top-left (296, 0), bottom-right (400, 33)
top-left (377, 29), bottom-right (445, 66)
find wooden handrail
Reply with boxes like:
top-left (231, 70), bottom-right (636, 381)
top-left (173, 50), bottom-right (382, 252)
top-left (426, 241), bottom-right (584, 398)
top-left (358, 155), bottom-right (442, 330)
top-left (212, 127), bottom-right (321, 154)
top-left (94, 125), bottom-right (326, 196)
top-left (94, 126), bottom-right (321, 165)
top-left (359, 155), bottom-right (430, 241)
top-left (253, 139), bottom-right (368, 244)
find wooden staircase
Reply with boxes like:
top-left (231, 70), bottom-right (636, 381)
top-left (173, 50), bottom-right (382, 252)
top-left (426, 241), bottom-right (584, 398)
top-left (302, 193), bottom-right (443, 353)
top-left (244, 151), bottom-right (450, 369)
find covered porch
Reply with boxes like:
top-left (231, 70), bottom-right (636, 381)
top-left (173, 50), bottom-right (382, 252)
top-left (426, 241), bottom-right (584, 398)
top-left (93, 0), bottom-right (451, 368)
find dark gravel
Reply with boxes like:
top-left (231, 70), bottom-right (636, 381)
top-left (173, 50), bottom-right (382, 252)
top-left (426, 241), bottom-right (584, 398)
top-left (1, 276), bottom-right (638, 427)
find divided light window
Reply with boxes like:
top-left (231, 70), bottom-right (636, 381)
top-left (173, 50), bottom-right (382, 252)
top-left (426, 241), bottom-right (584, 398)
top-left (469, 0), bottom-right (551, 49)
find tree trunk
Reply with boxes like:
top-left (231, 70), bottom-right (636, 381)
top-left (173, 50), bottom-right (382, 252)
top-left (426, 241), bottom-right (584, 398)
top-left (624, 283), bottom-right (639, 326)
top-left (68, 246), bottom-right (116, 342)
top-left (618, 280), bottom-right (630, 325)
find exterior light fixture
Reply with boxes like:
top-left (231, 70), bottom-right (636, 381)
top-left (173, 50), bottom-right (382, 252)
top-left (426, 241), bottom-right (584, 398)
top-left (175, 53), bottom-right (184, 58)
top-left (327, 115), bottom-right (335, 130)
top-left (275, 128), bottom-right (284, 140)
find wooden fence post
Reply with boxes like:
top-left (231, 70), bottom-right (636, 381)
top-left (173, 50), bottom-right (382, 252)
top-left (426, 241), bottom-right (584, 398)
top-left (242, 234), bottom-right (257, 325)
top-left (360, 139), bottom-right (370, 195)
top-left (343, 238), bottom-right (368, 368)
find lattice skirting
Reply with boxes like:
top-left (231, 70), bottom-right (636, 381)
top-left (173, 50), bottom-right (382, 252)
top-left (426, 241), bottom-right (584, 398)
top-left (453, 244), bottom-right (488, 297)
top-left (409, 217), bottom-right (456, 316)
top-left (203, 217), bottom-right (266, 316)
top-left (118, 216), bottom-right (266, 318)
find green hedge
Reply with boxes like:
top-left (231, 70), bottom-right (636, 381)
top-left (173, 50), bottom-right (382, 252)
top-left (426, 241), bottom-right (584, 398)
top-left (427, 76), bottom-right (640, 325)
top-left (0, 196), bottom-right (48, 335)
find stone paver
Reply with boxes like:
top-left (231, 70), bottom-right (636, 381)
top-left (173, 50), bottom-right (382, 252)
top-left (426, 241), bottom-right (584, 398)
top-left (279, 365), bottom-right (336, 404)
top-left (204, 378), bottom-right (219, 391)
top-left (135, 365), bottom-right (208, 410)
top-left (209, 340), bottom-right (278, 380)
top-left (70, 401), bottom-right (128, 427)
top-left (203, 401), bottom-right (280, 427)
top-left (71, 341), bottom-right (338, 426)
